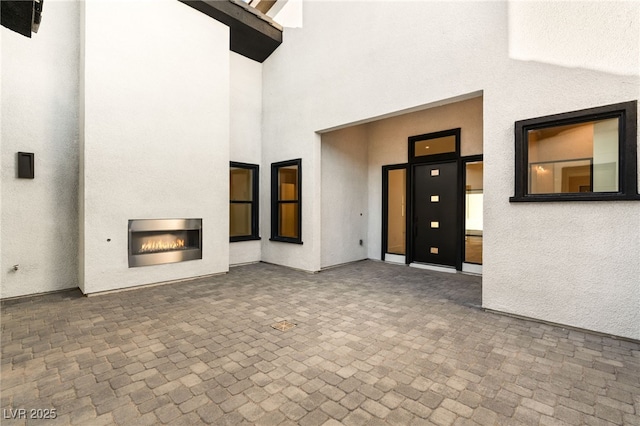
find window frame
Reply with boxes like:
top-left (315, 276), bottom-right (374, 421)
top-left (408, 128), bottom-right (460, 163)
top-left (270, 158), bottom-right (303, 244)
top-left (229, 161), bottom-right (260, 242)
top-left (510, 100), bottom-right (638, 202)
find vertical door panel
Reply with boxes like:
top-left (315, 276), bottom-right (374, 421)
top-left (412, 162), bottom-right (458, 266)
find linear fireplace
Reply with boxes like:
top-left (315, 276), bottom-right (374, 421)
top-left (128, 219), bottom-right (202, 267)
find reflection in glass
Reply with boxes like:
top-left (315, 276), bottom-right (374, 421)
top-left (529, 159), bottom-right (592, 194)
top-left (465, 162), bottom-right (483, 264)
top-left (386, 169), bottom-right (406, 255)
top-left (527, 118), bottom-right (618, 194)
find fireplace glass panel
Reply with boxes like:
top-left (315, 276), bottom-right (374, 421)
top-left (131, 230), bottom-right (200, 255)
top-left (128, 219), bottom-right (202, 267)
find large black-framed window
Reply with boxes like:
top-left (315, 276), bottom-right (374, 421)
top-left (230, 162), bottom-right (260, 242)
top-left (511, 100), bottom-right (638, 202)
top-left (270, 159), bottom-right (302, 244)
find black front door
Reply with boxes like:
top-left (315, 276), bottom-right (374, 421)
top-left (412, 161), bottom-right (458, 267)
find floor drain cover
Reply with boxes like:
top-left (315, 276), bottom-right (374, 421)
top-left (271, 320), bottom-right (296, 331)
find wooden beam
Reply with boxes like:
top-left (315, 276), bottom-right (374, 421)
top-left (255, 0), bottom-right (277, 15)
top-left (179, 0), bottom-right (282, 63)
top-left (1, 1), bottom-right (34, 38)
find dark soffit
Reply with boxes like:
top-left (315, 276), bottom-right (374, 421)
top-left (1, 1), bottom-right (35, 38)
top-left (179, 0), bottom-right (283, 63)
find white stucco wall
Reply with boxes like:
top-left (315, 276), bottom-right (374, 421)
top-left (262, 1), bottom-right (502, 272)
top-left (508, 1), bottom-right (640, 77)
top-left (230, 52), bottom-right (263, 265)
top-left (1, 1), bottom-right (80, 298)
top-left (320, 125), bottom-right (368, 268)
top-left (80, 0), bottom-right (230, 293)
top-left (262, 1), bottom-right (640, 339)
top-left (482, 2), bottom-right (639, 339)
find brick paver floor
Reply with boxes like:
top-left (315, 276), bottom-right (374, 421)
top-left (1, 261), bottom-right (639, 425)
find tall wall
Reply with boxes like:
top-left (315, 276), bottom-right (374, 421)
top-left (262, 1), bottom-right (640, 339)
top-left (1, 1), bottom-right (80, 298)
top-left (80, 0), bottom-right (230, 293)
top-left (482, 2), bottom-right (639, 340)
top-left (230, 52), bottom-right (263, 265)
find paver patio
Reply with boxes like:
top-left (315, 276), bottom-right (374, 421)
top-left (1, 261), bottom-right (638, 425)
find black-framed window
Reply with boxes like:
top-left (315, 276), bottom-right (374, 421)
top-left (230, 162), bottom-right (260, 242)
top-left (270, 159), bottom-right (302, 244)
top-left (382, 164), bottom-right (408, 260)
top-left (409, 128), bottom-right (460, 163)
top-left (511, 101), bottom-right (638, 202)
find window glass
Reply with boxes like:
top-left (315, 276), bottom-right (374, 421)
top-left (230, 203), bottom-right (252, 237)
top-left (278, 166), bottom-right (298, 200)
top-left (527, 118), bottom-right (618, 194)
top-left (386, 168), bottom-right (406, 255)
top-left (511, 101), bottom-right (638, 202)
top-left (229, 163), bottom-right (259, 241)
top-left (409, 129), bottom-right (460, 162)
top-left (465, 162), bottom-right (483, 264)
top-left (414, 135), bottom-right (456, 157)
top-left (271, 159), bottom-right (302, 243)
top-left (230, 168), bottom-right (253, 201)
top-left (278, 204), bottom-right (299, 238)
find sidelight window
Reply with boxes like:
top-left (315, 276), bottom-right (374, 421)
top-left (511, 101), bottom-right (638, 201)
top-left (230, 162), bottom-right (259, 241)
top-left (464, 161), bottom-right (483, 264)
top-left (271, 159), bottom-right (302, 243)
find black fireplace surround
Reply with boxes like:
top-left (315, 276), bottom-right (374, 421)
top-left (128, 219), bottom-right (202, 267)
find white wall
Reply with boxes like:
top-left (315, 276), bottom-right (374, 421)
top-left (262, 1), bottom-right (500, 272)
top-left (230, 52), bottom-right (263, 265)
top-left (80, 0), bottom-right (230, 293)
top-left (320, 125), bottom-right (368, 268)
top-left (508, 1), bottom-right (640, 77)
top-left (482, 1), bottom-right (639, 339)
top-left (262, 1), bottom-right (640, 339)
top-left (1, 1), bottom-right (80, 298)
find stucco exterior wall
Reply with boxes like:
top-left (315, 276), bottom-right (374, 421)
top-left (262, 1), bottom-right (640, 339)
top-left (1, 1), bottom-right (80, 298)
top-left (230, 52), bottom-right (263, 265)
top-left (80, 0), bottom-right (230, 293)
top-left (482, 2), bottom-right (639, 339)
top-left (320, 125), bottom-right (368, 268)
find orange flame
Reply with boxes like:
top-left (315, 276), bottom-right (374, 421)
top-left (139, 238), bottom-right (185, 253)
